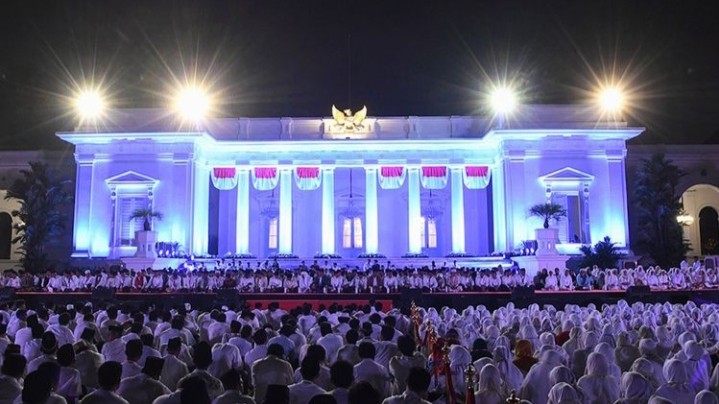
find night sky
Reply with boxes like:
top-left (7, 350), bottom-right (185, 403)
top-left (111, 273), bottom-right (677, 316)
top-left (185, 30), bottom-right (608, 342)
top-left (0, 0), bottom-right (717, 150)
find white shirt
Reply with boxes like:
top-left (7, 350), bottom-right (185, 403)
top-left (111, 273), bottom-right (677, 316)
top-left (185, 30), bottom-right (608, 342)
top-left (212, 390), bottom-right (255, 404)
top-left (0, 375), bottom-right (21, 404)
top-left (208, 343), bottom-right (243, 379)
top-left (354, 359), bottom-right (390, 397)
top-left (288, 380), bottom-right (327, 404)
top-left (121, 361), bottom-right (142, 379)
top-left (317, 333), bottom-right (343, 364)
top-left (159, 354), bottom-right (189, 391)
top-left (80, 388), bottom-right (129, 404)
top-left (117, 373), bottom-right (171, 404)
top-left (382, 390), bottom-right (432, 404)
top-left (102, 339), bottom-right (126, 363)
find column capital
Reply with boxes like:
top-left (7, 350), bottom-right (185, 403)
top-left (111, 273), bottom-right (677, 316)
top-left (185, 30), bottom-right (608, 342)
top-left (321, 167), bottom-right (336, 173)
top-left (364, 166), bottom-right (378, 173)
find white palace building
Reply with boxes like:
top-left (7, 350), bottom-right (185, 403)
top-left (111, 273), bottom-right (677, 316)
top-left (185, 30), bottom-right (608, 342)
top-left (58, 105), bottom-right (643, 267)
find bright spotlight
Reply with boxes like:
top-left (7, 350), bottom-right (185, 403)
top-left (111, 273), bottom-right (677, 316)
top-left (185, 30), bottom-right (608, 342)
top-left (598, 87), bottom-right (624, 113)
top-left (174, 86), bottom-right (211, 121)
top-left (73, 89), bottom-right (105, 120)
top-left (489, 86), bottom-right (518, 115)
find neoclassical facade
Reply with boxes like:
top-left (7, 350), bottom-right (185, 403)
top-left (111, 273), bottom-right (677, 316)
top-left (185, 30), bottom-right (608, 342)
top-left (58, 105), bottom-right (643, 259)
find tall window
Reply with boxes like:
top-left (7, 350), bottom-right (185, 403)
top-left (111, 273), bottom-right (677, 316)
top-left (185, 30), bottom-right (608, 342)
top-left (268, 217), bottom-right (278, 250)
top-left (420, 216), bottom-right (438, 249)
top-left (118, 196), bottom-right (148, 246)
top-left (342, 217), bottom-right (363, 248)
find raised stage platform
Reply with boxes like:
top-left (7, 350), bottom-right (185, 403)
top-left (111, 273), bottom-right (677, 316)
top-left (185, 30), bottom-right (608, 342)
top-left (13, 288), bottom-right (717, 312)
top-left (116, 255), bottom-right (515, 271)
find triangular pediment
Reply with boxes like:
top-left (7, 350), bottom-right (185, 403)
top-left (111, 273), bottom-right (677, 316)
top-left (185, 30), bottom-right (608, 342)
top-left (105, 171), bottom-right (159, 187)
top-left (539, 167), bottom-right (594, 184)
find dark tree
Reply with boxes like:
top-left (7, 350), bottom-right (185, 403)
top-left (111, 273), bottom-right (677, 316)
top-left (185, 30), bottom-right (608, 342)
top-left (5, 162), bottom-right (71, 273)
top-left (580, 236), bottom-right (623, 269)
top-left (633, 154), bottom-right (688, 267)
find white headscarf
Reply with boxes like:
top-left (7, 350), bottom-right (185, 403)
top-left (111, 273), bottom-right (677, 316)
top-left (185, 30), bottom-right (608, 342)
top-left (519, 350), bottom-right (563, 404)
top-left (474, 364), bottom-right (506, 404)
top-left (654, 359), bottom-right (696, 403)
top-left (594, 342), bottom-right (622, 381)
top-left (493, 345), bottom-right (523, 393)
top-left (696, 390), bottom-right (719, 404)
top-left (618, 371), bottom-right (655, 404)
top-left (547, 382), bottom-right (581, 404)
top-left (682, 340), bottom-right (711, 392)
top-left (448, 345), bottom-right (472, 395)
top-left (577, 352), bottom-right (620, 404)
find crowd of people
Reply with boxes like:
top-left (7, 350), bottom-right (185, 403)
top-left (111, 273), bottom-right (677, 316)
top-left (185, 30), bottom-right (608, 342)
top-left (1, 257), bottom-right (717, 294)
top-left (0, 296), bottom-right (717, 404)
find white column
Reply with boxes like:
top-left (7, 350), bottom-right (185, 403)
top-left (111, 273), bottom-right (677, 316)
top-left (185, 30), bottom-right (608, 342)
top-left (407, 167), bottom-right (422, 254)
top-left (451, 167), bottom-right (466, 253)
top-left (192, 162), bottom-right (210, 256)
top-left (235, 168), bottom-right (250, 254)
top-left (365, 167), bottom-right (379, 254)
top-left (278, 168), bottom-right (293, 254)
top-left (321, 168), bottom-right (335, 254)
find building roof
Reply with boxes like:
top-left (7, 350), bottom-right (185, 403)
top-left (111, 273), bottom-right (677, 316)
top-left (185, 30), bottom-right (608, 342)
top-left (58, 105), bottom-right (643, 146)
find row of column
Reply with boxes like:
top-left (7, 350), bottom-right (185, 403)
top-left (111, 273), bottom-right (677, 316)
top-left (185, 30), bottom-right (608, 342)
top-left (193, 166), bottom-right (467, 256)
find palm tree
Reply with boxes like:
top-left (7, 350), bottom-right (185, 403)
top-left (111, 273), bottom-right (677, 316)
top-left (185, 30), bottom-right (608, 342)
top-left (634, 153), bottom-right (688, 267)
top-left (5, 162), bottom-right (71, 273)
top-left (529, 202), bottom-right (567, 229)
top-left (129, 208), bottom-right (163, 231)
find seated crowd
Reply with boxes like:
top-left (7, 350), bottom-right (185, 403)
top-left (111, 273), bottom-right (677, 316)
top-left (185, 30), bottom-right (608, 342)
top-left (1, 256), bottom-right (716, 293)
top-left (0, 297), bottom-right (717, 403)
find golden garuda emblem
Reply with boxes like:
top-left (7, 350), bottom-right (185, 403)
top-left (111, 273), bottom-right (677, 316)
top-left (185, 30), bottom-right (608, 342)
top-left (332, 105), bottom-right (367, 131)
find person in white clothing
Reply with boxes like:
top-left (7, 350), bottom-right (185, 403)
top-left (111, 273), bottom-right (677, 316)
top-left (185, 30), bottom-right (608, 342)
top-left (382, 367), bottom-right (433, 404)
top-left (316, 323), bottom-right (343, 365)
top-left (117, 357), bottom-right (171, 404)
top-left (288, 357), bottom-right (328, 404)
top-left (121, 340), bottom-right (143, 379)
top-left (0, 354), bottom-right (25, 403)
top-left (159, 337), bottom-right (189, 391)
top-left (252, 344), bottom-right (295, 403)
top-left (212, 368), bottom-right (254, 404)
top-left (79, 361), bottom-right (130, 404)
top-left (17, 365), bottom-right (67, 404)
top-left (354, 342), bottom-right (390, 398)
top-left (101, 325), bottom-right (127, 364)
top-left (56, 344), bottom-right (82, 403)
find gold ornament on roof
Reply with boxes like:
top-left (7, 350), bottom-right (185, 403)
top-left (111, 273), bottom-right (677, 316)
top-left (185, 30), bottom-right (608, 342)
top-left (332, 105), bottom-right (367, 131)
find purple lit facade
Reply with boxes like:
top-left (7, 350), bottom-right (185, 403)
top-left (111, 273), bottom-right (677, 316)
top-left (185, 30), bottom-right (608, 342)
top-left (57, 105), bottom-right (643, 261)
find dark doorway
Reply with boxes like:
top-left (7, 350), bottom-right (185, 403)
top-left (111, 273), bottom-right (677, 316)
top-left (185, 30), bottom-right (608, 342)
top-left (699, 207), bottom-right (719, 255)
top-left (0, 213), bottom-right (11, 259)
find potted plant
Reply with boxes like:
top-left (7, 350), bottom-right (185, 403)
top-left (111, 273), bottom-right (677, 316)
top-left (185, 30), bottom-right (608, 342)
top-left (130, 208), bottom-right (163, 231)
top-left (529, 203), bottom-right (567, 229)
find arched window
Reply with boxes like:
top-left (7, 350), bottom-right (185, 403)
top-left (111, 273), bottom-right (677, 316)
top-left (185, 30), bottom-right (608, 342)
top-left (420, 216), bottom-right (438, 249)
top-left (268, 217), bottom-right (279, 250)
top-left (0, 212), bottom-right (11, 260)
top-left (342, 217), bottom-right (363, 249)
top-left (699, 207), bottom-right (719, 255)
